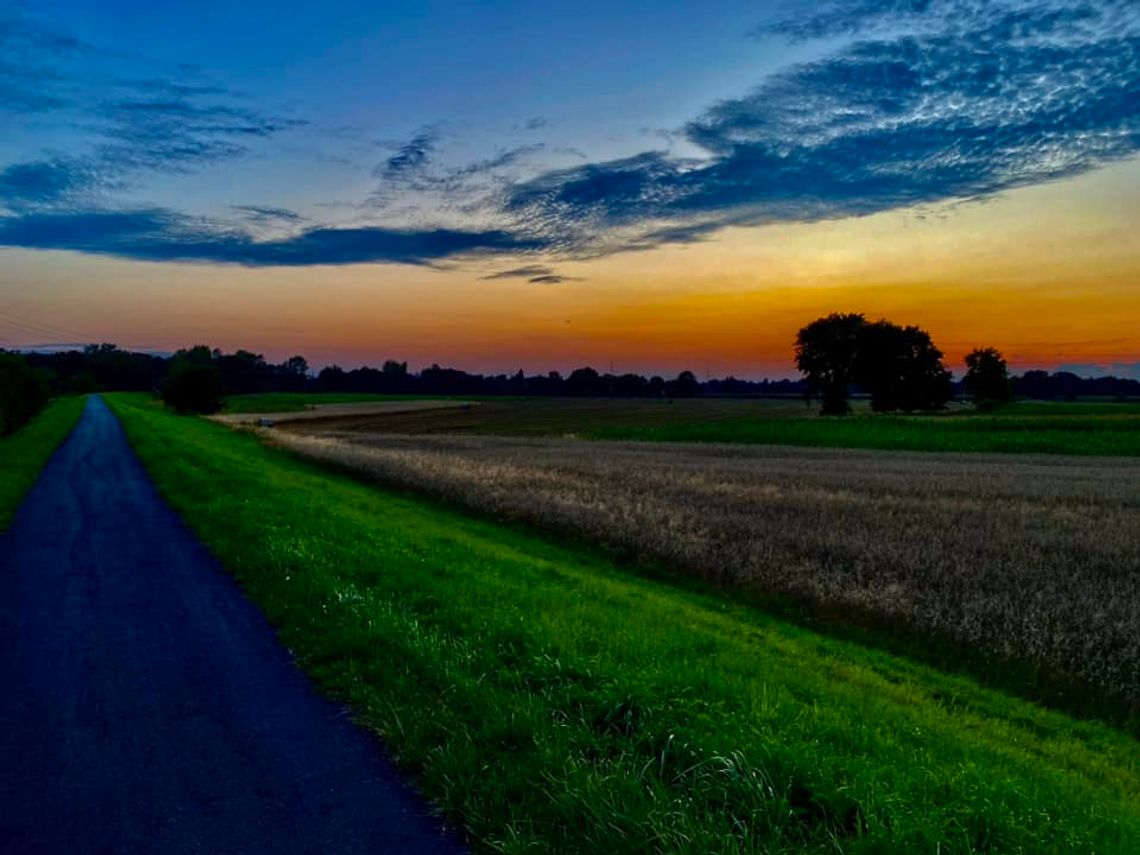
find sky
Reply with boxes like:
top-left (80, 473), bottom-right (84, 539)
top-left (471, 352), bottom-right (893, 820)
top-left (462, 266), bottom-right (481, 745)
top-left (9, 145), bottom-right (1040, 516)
top-left (1, 0), bottom-right (1137, 378)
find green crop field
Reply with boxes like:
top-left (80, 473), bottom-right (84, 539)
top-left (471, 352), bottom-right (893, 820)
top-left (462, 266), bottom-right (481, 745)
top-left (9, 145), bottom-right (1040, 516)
top-left (589, 407), bottom-right (1140, 455)
top-left (274, 395), bottom-right (1140, 456)
top-left (108, 393), bottom-right (1140, 854)
top-left (222, 392), bottom-right (516, 413)
top-left (222, 392), bottom-right (416, 412)
top-left (0, 396), bottom-right (87, 529)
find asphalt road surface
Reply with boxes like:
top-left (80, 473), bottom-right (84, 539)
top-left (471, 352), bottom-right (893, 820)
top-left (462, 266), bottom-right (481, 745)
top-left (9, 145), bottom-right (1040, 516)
top-left (0, 396), bottom-right (465, 854)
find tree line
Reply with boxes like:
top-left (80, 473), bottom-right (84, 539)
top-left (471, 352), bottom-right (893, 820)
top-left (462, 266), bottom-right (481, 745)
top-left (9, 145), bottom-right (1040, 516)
top-left (0, 328), bottom-right (1135, 423)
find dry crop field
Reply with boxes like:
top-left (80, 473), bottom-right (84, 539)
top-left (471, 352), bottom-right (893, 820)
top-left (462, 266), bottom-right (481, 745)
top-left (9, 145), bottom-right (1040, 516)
top-left (270, 427), bottom-right (1140, 718)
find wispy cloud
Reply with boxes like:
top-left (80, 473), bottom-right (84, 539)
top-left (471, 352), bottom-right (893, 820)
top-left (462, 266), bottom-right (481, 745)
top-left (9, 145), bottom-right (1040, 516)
top-left (526, 273), bottom-right (579, 284)
top-left (506, 0), bottom-right (1140, 254)
top-left (1, 0), bottom-right (1135, 267)
top-left (480, 264), bottom-right (582, 283)
top-left (374, 126), bottom-right (439, 181)
top-left (0, 207), bottom-right (546, 265)
top-left (0, 12), bottom-right (306, 211)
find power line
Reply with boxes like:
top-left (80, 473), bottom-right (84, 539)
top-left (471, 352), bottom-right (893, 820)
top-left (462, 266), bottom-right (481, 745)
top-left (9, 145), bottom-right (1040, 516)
top-left (0, 310), bottom-right (149, 352)
top-left (0, 311), bottom-right (87, 341)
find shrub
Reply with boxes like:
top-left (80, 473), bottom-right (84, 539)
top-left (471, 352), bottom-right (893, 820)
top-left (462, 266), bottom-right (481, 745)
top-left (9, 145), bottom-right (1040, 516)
top-left (162, 362), bottom-right (224, 414)
top-left (0, 352), bottom-right (52, 435)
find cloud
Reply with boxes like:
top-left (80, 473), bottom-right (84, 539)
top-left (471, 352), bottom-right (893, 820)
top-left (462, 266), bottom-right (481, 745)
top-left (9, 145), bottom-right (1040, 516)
top-left (526, 274), bottom-right (579, 284)
top-left (231, 205), bottom-right (306, 225)
top-left (2, 0), bottom-right (1136, 268)
top-left (505, 0), bottom-right (1140, 254)
top-left (375, 127), bottom-right (438, 180)
top-left (0, 159), bottom-right (105, 206)
top-left (0, 12), bottom-right (306, 209)
top-left (369, 141), bottom-right (553, 213)
top-left (481, 264), bottom-right (553, 280)
top-left (480, 264), bottom-right (583, 283)
top-left (0, 207), bottom-right (547, 266)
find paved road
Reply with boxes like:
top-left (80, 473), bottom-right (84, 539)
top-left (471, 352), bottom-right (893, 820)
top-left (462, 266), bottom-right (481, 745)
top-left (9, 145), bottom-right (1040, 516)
top-left (0, 397), bottom-right (465, 854)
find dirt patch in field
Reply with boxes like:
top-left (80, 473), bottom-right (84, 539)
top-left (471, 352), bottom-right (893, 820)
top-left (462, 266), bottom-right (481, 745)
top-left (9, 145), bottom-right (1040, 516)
top-left (211, 399), bottom-right (478, 427)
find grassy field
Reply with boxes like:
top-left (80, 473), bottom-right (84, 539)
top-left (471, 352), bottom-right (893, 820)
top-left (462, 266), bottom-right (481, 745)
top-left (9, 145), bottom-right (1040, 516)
top-left (272, 430), bottom-right (1140, 724)
top-left (108, 393), bottom-right (1140, 854)
top-left (277, 395), bottom-right (1140, 456)
top-left (0, 396), bottom-right (86, 529)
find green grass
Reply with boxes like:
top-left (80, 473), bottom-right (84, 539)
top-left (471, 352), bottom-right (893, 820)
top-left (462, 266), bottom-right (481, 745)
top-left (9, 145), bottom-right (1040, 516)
top-left (993, 401), bottom-right (1140, 416)
top-left (591, 409), bottom-right (1140, 455)
top-left (0, 396), bottom-right (87, 529)
top-left (107, 392), bottom-right (1140, 854)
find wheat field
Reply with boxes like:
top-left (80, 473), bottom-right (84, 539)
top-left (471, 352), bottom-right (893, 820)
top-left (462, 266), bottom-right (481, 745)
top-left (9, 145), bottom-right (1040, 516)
top-left (271, 429), bottom-right (1140, 710)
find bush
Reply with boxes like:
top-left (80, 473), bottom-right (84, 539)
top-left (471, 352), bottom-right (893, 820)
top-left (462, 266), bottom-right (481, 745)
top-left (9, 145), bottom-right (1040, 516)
top-left (0, 353), bottom-right (52, 435)
top-left (162, 362), bottom-right (224, 414)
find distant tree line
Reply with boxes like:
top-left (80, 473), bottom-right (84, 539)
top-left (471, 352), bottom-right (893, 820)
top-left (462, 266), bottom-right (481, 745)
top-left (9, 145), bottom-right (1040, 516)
top-left (4, 337), bottom-right (1136, 418)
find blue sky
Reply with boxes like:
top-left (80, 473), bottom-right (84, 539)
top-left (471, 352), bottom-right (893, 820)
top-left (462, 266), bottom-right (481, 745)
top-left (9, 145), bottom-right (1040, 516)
top-left (4, 0), bottom-right (1134, 267)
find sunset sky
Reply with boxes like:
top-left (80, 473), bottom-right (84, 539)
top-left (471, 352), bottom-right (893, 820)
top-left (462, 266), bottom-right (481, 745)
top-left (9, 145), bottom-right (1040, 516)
top-left (1, 0), bottom-right (1137, 378)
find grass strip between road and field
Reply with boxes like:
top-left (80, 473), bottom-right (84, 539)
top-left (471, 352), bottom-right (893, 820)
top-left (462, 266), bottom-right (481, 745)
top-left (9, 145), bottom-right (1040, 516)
top-left (107, 392), bottom-right (1140, 854)
top-left (0, 396), bottom-right (87, 530)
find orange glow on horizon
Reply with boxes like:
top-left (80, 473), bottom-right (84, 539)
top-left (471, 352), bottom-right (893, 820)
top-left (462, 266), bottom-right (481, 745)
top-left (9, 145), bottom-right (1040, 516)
top-left (3, 160), bottom-right (1137, 378)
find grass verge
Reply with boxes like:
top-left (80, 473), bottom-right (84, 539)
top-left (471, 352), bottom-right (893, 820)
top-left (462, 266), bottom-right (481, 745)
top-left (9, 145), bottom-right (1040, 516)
top-left (0, 395), bottom-right (86, 529)
top-left (108, 393), bottom-right (1140, 854)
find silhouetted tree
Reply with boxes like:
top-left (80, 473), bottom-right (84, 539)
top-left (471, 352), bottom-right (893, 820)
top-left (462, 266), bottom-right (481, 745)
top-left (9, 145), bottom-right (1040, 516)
top-left (216, 349), bottom-right (269, 394)
top-left (667, 370), bottom-right (700, 398)
top-left (613, 373), bottom-right (648, 397)
top-left (566, 367), bottom-right (602, 396)
top-left (964, 347), bottom-right (1013, 409)
top-left (277, 355), bottom-right (309, 392)
top-left (796, 314), bottom-right (950, 414)
top-left (856, 321), bottom-right (951, 412)
top-left (795, 313), bottom-right (865, 414)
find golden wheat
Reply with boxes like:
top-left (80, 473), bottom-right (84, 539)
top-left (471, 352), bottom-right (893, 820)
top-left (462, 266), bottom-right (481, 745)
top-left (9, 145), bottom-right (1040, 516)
top-left (270, 430), bottom-right (1140, 705)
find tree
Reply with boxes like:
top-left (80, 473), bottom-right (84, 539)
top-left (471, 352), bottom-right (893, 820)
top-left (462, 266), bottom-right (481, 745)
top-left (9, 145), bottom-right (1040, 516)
top-left (794, 313), bottom-right (865, 415)
top-left (278, 355), bottom-right (309, 392)
top-left (162, 352), bottom-right (224, 414)
top-left (795, 314), bottom-right (950, 414)
top-left (216, 349), bottom-right (268, 394)
top-left (856, 321), bottom-right (951, 412)
top-left (667, 370), bottom-right (700, 398)
top-left (566, 367), bottom-right (602, 396)
top-left (964, 347), bottom-right (1013, 409)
